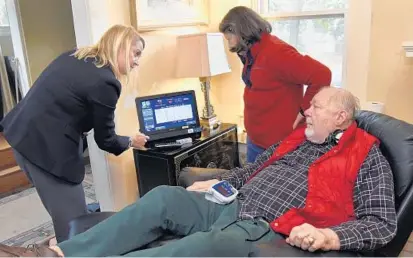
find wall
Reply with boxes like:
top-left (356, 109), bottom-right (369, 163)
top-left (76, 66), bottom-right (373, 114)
top-left (343, 0), bottom-right (371, 109)
top-left (365, 0), bottom-right (413, 123)
top-left (18, 0), bottom-right (76, 83)
top-left (118, 0), bottom-right (251, 131)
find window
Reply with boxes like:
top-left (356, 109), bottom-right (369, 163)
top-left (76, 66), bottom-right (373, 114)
top-left (0, 0), bottom-right (9, 26)
top-left (254, 0), bottom-right (348, 87)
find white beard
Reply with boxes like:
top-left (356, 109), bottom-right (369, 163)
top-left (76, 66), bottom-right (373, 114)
top-left (305, 128), bottom-right (325, 144)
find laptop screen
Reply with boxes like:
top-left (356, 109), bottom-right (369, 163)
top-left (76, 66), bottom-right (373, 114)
top-left (136, 90), bottom-right (201, 141)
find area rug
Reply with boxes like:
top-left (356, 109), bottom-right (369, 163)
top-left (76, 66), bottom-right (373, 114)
top-left (0, 165), bottom-right (96, 247)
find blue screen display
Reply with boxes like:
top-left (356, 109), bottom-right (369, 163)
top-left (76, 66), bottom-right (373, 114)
top-left (140, 93), bottom-right (198, 133)
top-left (212, 181), bottom-right (234, 197)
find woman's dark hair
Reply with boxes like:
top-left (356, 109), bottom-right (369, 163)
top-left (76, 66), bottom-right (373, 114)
top-left (219, 6), bottom-right (272, 53)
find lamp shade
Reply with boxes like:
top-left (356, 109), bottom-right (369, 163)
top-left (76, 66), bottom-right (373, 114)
top-left (175, 33), bottom-right (231, 78)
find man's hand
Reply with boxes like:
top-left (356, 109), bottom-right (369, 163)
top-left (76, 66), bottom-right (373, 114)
top-left (186, 179), bottom-right (219, 192)
top-left (292, 112), bottom-right (305, 129)
top-left (286, 223), bottom-right (340, 252)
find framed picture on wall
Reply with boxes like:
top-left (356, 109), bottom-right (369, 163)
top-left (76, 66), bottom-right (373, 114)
top-left (130, 0), bottom-right (209, 31)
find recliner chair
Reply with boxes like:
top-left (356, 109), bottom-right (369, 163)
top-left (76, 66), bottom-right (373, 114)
top-left (67, 111), bottom-right (413, 257)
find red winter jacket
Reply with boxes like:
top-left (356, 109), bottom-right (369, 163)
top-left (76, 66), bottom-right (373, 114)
top-left (246, 122), bottom-right (378, 235)
top-left (242, 33), bottom-right (332, 149)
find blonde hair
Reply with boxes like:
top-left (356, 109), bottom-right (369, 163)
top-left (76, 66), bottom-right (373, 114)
top-left (72, 24), bottom-right (145, 79)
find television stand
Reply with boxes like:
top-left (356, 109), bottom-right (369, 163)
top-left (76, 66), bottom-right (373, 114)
top-left (133, 123), bottom-right (239, 197)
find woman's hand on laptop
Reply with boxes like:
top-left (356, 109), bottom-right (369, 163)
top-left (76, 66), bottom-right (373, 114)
top-left (130, 133), bottom-right (149, 149)
top-left (187, 179), bottom-right (219, 192)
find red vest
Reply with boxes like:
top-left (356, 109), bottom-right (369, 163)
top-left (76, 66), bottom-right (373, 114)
top-left (247, 122), bottom-right (378, 235)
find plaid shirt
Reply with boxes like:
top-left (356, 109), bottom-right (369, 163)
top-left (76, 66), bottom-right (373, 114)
top-left (218, 140), bottom-right (397, 251)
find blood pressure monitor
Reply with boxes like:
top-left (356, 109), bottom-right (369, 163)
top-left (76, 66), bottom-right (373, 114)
top-left (205, 180), bottom-right (238, 204)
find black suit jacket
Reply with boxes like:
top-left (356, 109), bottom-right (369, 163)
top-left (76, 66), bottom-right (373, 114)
top-left (0, 51), bottom-right (129, 184)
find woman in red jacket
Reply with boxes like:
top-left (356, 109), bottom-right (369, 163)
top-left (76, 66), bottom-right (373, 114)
top-left (220, 6), bottom-right (332, 163)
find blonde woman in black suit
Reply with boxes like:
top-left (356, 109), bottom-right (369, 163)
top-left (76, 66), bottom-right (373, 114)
top-left (0, 24), bottom-right (147, 242)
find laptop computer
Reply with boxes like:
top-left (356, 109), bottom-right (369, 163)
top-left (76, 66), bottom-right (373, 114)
top-left (135, 90), bottom-right (203, 147)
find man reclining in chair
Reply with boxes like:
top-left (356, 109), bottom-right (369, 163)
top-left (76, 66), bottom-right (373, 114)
top-left (0, 87), bottom-right (397, 257)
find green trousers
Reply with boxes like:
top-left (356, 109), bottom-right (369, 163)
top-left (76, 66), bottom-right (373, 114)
top-left (58, 185), bottom-right (279, 257)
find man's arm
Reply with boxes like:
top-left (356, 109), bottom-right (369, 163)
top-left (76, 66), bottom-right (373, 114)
top-left (215, 143), bottom-right (279, 189)
top-left (328, 144), bottom-right (397, 251)
top-left (270, 44), bottom-right (332, 111)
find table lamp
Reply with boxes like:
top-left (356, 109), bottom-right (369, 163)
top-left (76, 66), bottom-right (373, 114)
top-left (175, 33), bottom-right (231, 129)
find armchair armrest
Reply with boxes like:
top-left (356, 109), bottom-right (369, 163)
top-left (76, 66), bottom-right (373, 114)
top-left (177, 167), bottom-right (229, 188)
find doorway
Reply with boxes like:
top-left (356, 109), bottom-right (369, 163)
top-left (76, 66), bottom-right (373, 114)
top-left (0, 0), bottom-right (78, 196)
